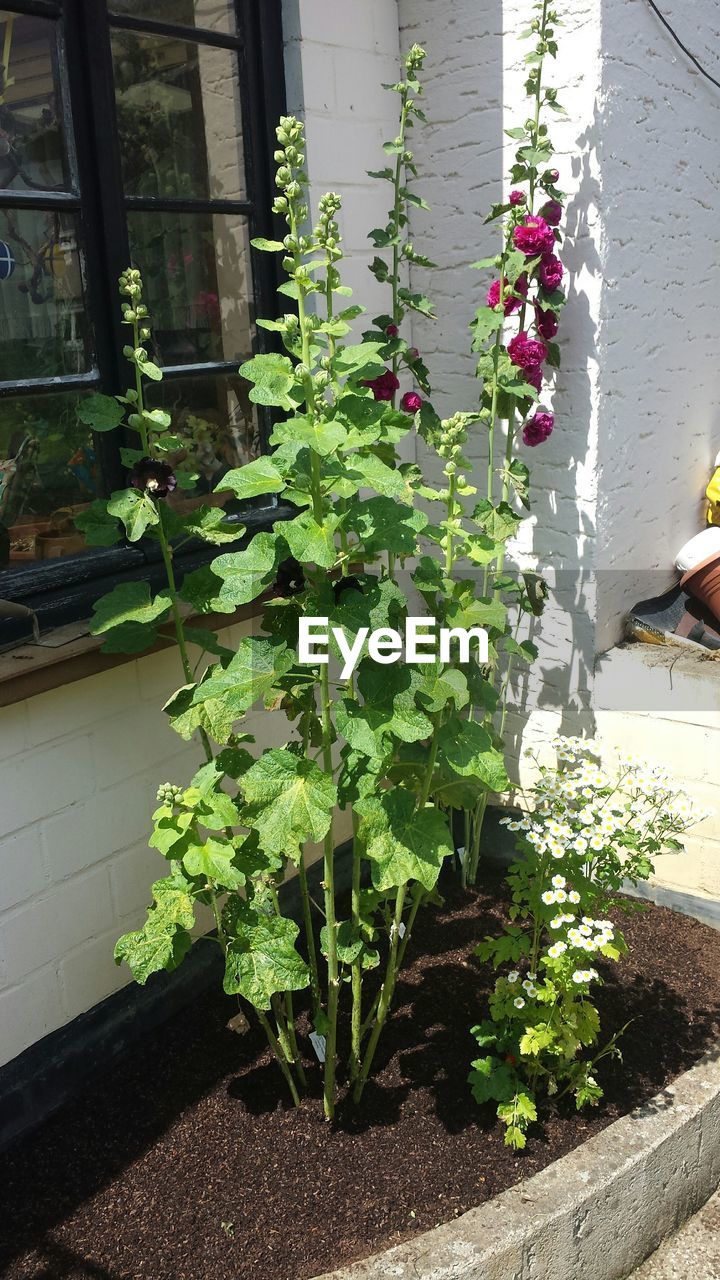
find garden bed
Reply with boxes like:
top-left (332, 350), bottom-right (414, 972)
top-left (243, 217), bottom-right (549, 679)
top-left (2, 875), bottom-right (719, 1280)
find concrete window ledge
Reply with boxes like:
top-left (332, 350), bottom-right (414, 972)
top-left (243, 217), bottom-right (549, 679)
top-left (595, 642), bottom-right (720, 716)
top-left (314, 1047), bottom-right (720, 1280)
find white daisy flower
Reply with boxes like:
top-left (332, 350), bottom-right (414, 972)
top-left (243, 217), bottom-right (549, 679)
top-left (572, 970), bottom-right (587, 984)
top-left (525, 984), bottom-right (538, 998)
top-left (588, 833), bottom-right (605, 852)
top-left (513, 997), bottom-right (526, 1009)
top-left (547, 941), bottom-right (567, 958)
top-left (551, 875), bottom-right (566, 889)
top-left (548, 839), bottom-right (565, 859)
top-left (550, 915), bottom-right (565, 930)
top-left (554, 888), bottom-right (568, 903)
top-left (527, 972), bottom-right (537, 981)
top-left (507, 970), bottom-right (519, 984)
top-left (541, 890), bottom-right (557, 905)
top-left (568, 929), bottom-right (583, 945)
top-left (568, 890), bottom-right (581, 904)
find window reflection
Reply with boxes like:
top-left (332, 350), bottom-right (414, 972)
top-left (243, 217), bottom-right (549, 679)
top-left (0, 209), bottom-right (92, 380)
top-left (112, 30), bottom-right (245, 202)
top-left (0, 11), bottom-right (70, 193)
top-left (146, 374), bottom-right (261, 507)
top-left (109, 0), bottom-right (237, 37)
top-left (127, 210), bottom-right (253, 366)
top-left (0, 393), bottom-right (97, 565)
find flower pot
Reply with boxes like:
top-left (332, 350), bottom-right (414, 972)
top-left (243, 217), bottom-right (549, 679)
top-left (680, 551), bottom-right (720, 621)
top-left (675, 527), bottom-right (720, 574)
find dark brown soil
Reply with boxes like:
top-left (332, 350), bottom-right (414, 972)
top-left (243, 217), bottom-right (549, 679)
top-left (2, 877), bottom-right (719, 1280)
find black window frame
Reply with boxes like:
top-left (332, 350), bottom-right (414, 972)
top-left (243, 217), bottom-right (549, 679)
top-left (0, 0), bottom-right (288, 649)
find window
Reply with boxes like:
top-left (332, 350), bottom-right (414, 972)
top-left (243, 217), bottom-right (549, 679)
top-left (0, 0), bottom-right (284, 632)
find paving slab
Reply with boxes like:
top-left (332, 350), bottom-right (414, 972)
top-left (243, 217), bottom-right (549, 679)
top-left (629, 1187), bottom-right (720, 1279)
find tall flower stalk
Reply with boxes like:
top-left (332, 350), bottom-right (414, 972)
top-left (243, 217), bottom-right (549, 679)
top-left (462, 0), bottom-right (567, 884)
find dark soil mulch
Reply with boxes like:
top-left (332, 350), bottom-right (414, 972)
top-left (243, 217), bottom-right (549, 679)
top-left (2, 874), bottom-right (719, 1280)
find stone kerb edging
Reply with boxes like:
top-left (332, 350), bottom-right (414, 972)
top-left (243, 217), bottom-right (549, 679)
top-left (315, 1047), bottom-right (720, 1280)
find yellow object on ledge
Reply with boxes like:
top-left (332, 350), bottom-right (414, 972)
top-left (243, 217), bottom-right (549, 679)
top-left (707, 451), bottom-right (720, 526)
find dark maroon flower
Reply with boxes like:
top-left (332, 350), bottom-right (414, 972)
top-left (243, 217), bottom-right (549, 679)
top-left (130, 457), bottom-right (177, 498)
top-left (522, 411), bottom-right (554, 446)
top-left (535, 305), bottom-right (559, 340)
top-left (513, 214), bottom-right (555, 257)
top-left (385, 323), bottom-right (399, 338)
top-left (362, 368), bottom-right (400, 401)
top-left (487, 272), bottom-right (528, 316)
top-left (509, 189), bottom-right (526, 206)
top-left (508, 330), bottom-right (547, 370)
top-left (539, 253), bottom-right (564, 291)
top-left (539, 199), bottom-right (562, 227)
top-left (400, 390), bottom-right (423, 414)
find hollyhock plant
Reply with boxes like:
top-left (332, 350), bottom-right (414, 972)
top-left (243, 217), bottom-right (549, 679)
top-left (513, 213), bottom-right (555, 257)
top-left (522, 411), bottom-right (554, 446)
top-left (539, 198), bottom-right (562, 226)
top-left (508, 331), bottom-right (546, 370)
top-left (487, 273), bottom-right (528, 315)
top-left (535, 305), bottom-right (558, 340)
top-left (509, 189), bottom-right (526, 206)
top-left (400, 390), bottom-right (423, 413)
top-left (130, 457), bottom-right (177, 497)
top-left (539, 253), bottom-right (564, 291)
top-left (362, 368), bottom-right (400, 401)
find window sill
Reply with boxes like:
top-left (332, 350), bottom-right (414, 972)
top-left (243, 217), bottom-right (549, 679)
top-left (0, 596), bottom-right (272, 709)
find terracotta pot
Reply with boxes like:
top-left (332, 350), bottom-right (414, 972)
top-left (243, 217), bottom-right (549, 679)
top-left (681, 551), bottom-right (720, 622)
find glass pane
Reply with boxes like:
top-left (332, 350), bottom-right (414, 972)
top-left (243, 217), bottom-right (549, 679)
top-left (0, 209), bottom-right (93, 380)
top-left (0, 11), bottom-right (71, 193)
top-left (109, 0), bottom-right (236, 36)
top-left (127, 210), bottom-right (253, 366)
top-left (145, 374), bottom-right (261, 508)
top-left (112, 30), bottom-right (245, 200)
top-left (0, 392), bottom-right (100, 566)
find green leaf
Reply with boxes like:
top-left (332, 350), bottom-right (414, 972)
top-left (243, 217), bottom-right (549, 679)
top-left (115, 921), bottom-right (191, 984)
top-left (359, 789), bottom-right (454, 892)
top-left (139, 358), bottom-right (163, 381)
top-left (77, 393), bottom-right (125, 432)
top-left (239, 353), bottom-right (298, 409)
top-left (346, 496), bottom-right (427, 555)
top-left (181, 506), bottom-right (244, 546)
top-left (332, 341), bottom-right (386, 379)
top-left (438, 719), bottom-right (509, 792)
top-left (471, 305), bottom-right (504, 346)
top-left (519, 1024), bottom-right (555, 1057)
top-left (106, 488), bottom-right (159, 541)
top-left (337, 667), bottom-right (432, 760)
top-left (74, 500), bottom-right (121, 547)
top-left (182, 836), bottom-right (245, 890)
top-left (280, 509), bottom-right (339, 568)
top-left (222, 899), bottom-right (309, 1009)
top-left (241, 749), bottom-right (337, 855)
top-left (344, 453), bottom-right (413, 504)
top-left (215, 456), bottom-right (285, 501)
top-left (250, 237), bottom-right (285, 251)
top-left (272, 414), bottom-right (348, 457)
top-left (472, 499), bottom-right (523, 542)
top-left (415, 663), bottom-right (469, 714)
top-left (207, 532), bottom-right (282, 609)
top-left (90, 581), bottom-right (171, 637)
top-left (468, 1056), bottom-right (516, 1105)
top-left (191, 635), bottom-right (294, 723)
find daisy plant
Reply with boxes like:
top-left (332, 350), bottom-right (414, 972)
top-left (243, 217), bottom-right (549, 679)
top-left (469, 737), bottom-right (709, 1149)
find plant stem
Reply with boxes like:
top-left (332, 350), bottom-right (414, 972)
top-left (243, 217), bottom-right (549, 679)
top-left (257, 1011), bottom-right (301, 1107)
top-left (353, 885), bottom-right (406, 1102)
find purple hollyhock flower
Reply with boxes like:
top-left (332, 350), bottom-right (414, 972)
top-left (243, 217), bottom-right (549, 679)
top-left (535, 305), bottom-right (559, 339)
top-left (362, 368), bottom-right (400, 401)
top-left (130, 457), bottom-right (177, 498)
top-left (540, 199), bottom-right (562, 227)
top-left (487, 272), bottom-right (528, 316)
top-left (400, 390), bottom-right (423, 414)
top-left (509, 189), bottom-right (526, 206)
top-left (512, 214), bottom-right (555, 257)
top-left (539, 253), bottom-right (564, 291)
top-left (523, 411), bottom-right (554, 446)
top-left (508, 330), bottom-right (547, 370)
top-left (386, 323), bottom-right (399, 338)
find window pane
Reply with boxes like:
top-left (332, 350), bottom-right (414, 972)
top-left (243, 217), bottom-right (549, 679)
top-left (127, 210), bottom-right (253, 366)
top-left (0, 11), bottom-right (71, 193)
top-left (145, 373), bottom-right (261, 506)
top-left (112, 30), bottom-right (245, 201)
top-left (109, 0), bottom-right (237, 36)
top-left (0, 392), bottom-right (100, 566)
top-left (0, 209), bottom-right (93, 380)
